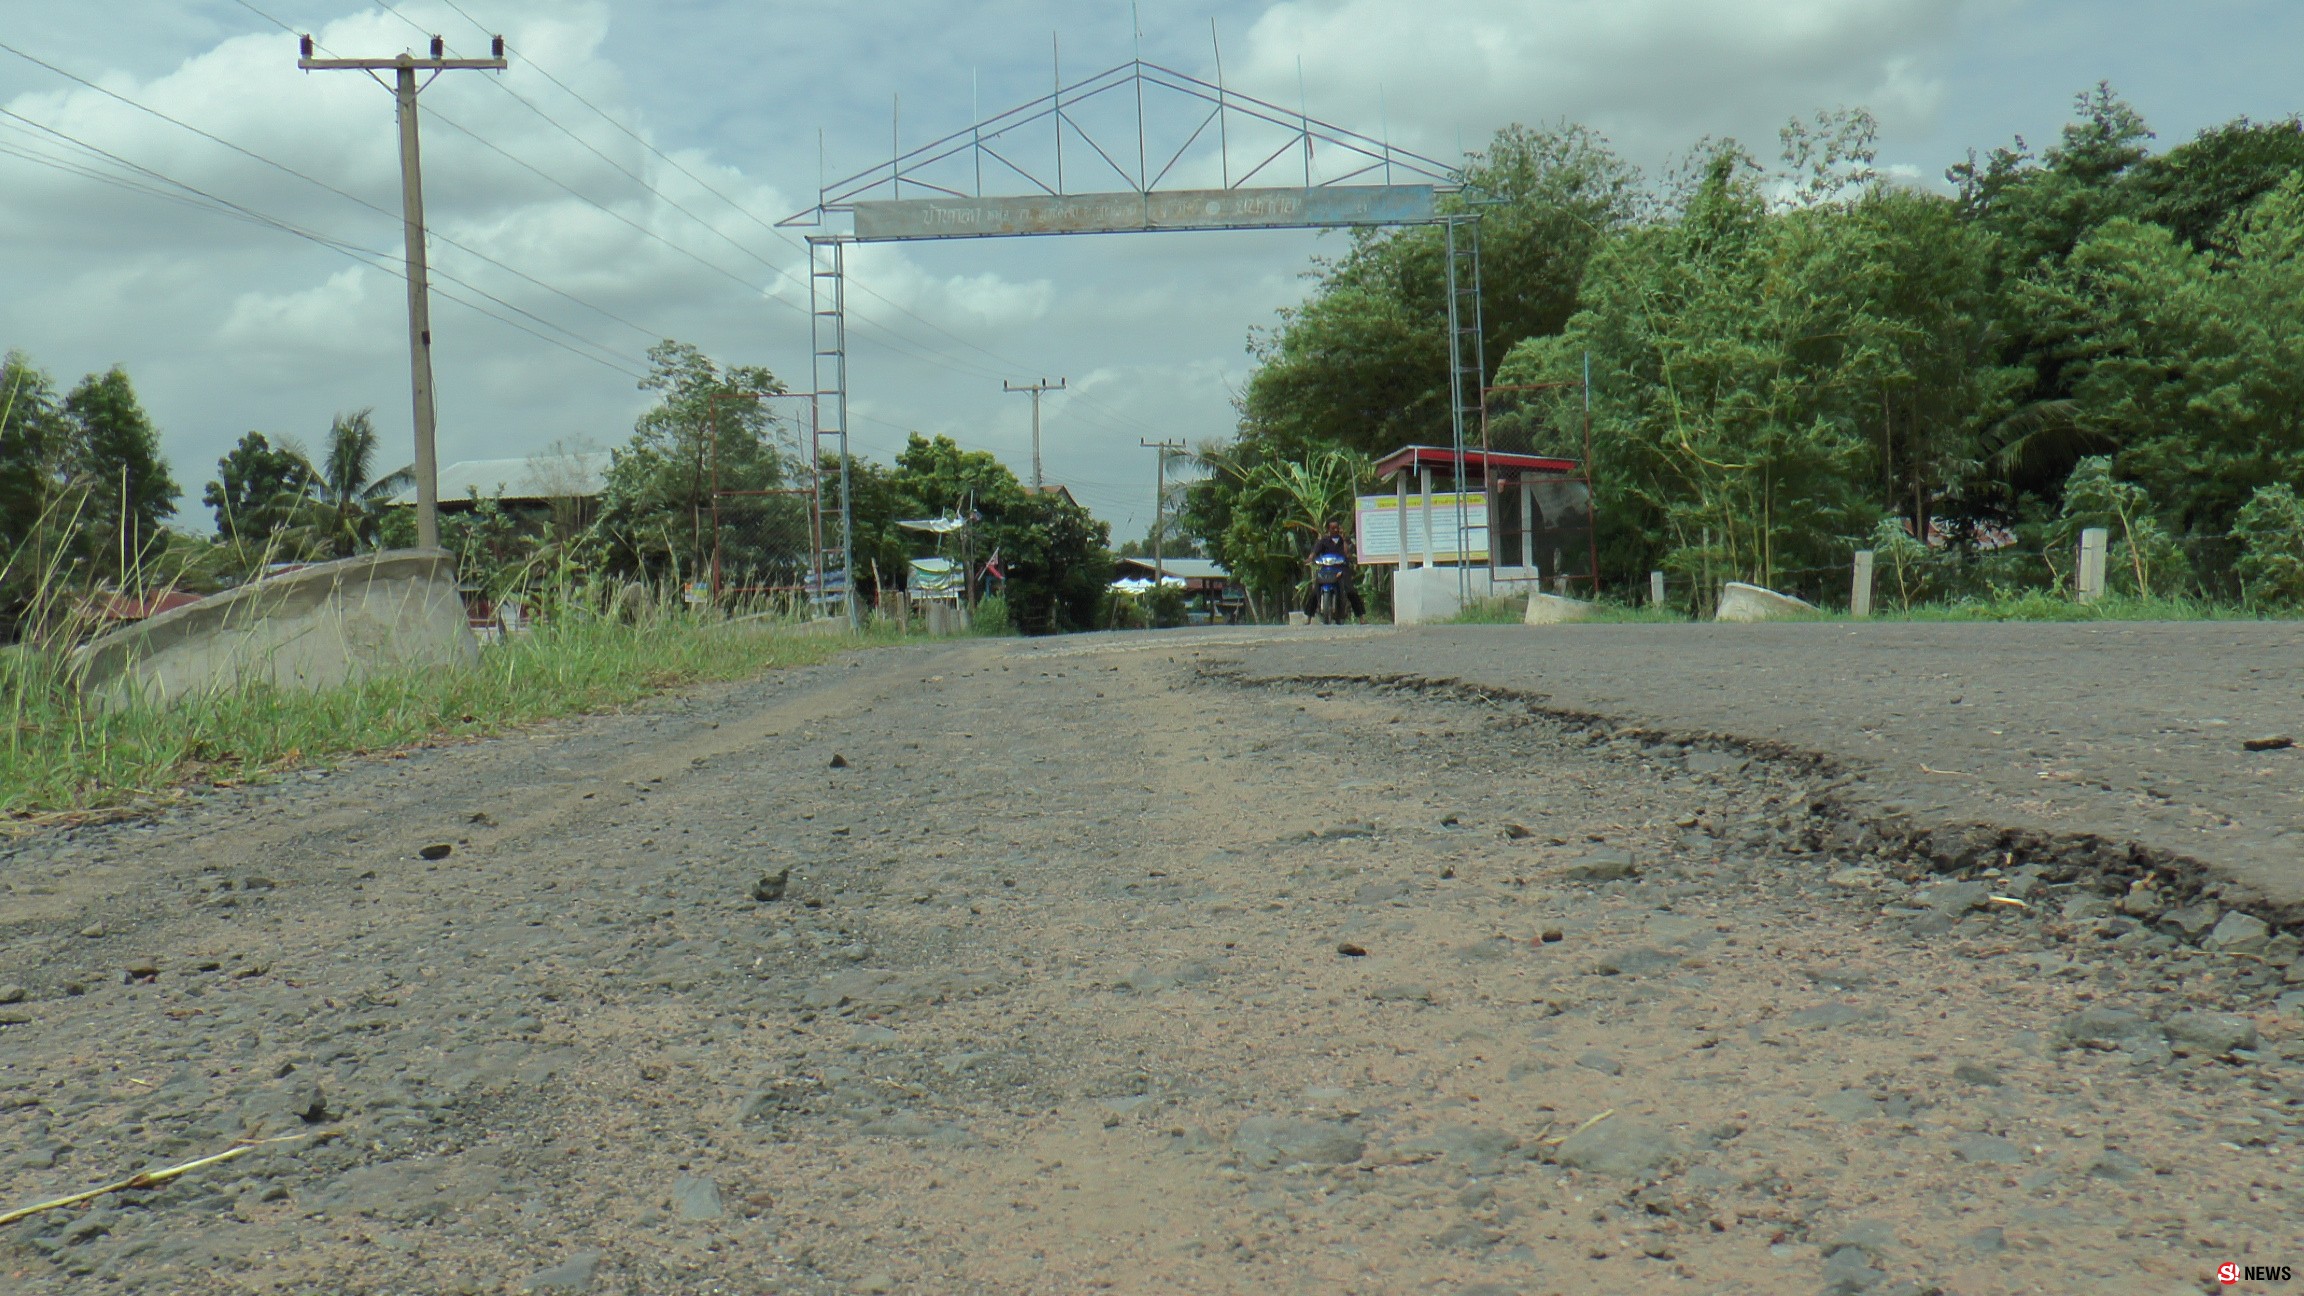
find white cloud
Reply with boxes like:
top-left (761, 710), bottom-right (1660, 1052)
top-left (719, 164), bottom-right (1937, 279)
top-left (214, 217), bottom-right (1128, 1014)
top-left (219, 266), bottom-right (376, 355)
top-left (1236, 0), bottom-right (1975, 170)
top-left (11, 0), bottom-right (2291, 545)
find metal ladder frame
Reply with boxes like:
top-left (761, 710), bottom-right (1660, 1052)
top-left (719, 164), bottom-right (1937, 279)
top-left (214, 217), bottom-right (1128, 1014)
top-left (1443, 214), bottom-right (1485, 603)
top-left (808, 235), bottom-right (856, 626)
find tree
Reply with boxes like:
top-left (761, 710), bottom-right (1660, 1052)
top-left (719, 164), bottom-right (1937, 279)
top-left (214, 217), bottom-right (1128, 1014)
top-left (309, 409), bottom-right (410, 557)
top-left (849, 433), bottom-right (1111, 633)
top-left (0, 352), bottom-right (67, 568)
top-left (2016, 176), bottom-right (2304, 546)
top-left (595, 340), bottom-right (788, 581)
top-left (2129, 116), bottom-right (2304, 251)
top-left (2054, 456), bottom-right (2187, 595)
top-left (2231, 483), bottom-right (2304, 606)
top-left (1235, 123), bottom-right (1639, 463)
top-left (204, 432), bottom-right (317, 549)
top-left (1184, 444), bottom-right (1370, 612)
top-left (62, 365), bottom-right (178, 575)
top-left (1952, 83), bottom-right (2154, 280)
top-left (997, 488), bottom-right (1112, 634)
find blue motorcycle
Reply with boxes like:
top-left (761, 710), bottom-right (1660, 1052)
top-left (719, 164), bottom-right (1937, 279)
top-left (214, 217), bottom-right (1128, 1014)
top-left (1310, 553), bottom-right (1351, 625)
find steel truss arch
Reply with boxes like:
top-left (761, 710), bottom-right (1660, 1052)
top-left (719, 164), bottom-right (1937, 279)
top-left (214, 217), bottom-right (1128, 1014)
top-left (794, 58), bottom-right (1489, 621)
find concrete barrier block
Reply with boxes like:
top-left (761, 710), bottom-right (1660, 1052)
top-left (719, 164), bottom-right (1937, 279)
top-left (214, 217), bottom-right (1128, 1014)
top-left (1714, 581), bottom-right (1819, 623)
top-left (1523, 593), bottom-right (1596, 625)
top-left (73, 549), bottom-right (477, 705)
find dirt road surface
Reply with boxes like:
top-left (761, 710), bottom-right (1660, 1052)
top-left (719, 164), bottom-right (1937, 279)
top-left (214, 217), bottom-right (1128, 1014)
top-left (3, 627), bottom-right (2299, 1295)
top-left (1243, 622), bottom-right (2304, 916)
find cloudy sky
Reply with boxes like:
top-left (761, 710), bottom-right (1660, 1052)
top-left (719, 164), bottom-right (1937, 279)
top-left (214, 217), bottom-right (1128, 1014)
top-left (3, 0), bottom-right (2301, 540)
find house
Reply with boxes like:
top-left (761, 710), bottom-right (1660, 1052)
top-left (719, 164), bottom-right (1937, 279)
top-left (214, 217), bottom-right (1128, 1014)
top-left (82, 589), bottom-right (203, 624)
top-left (388, 452), bottom-right (612, 525)
top-left (1112, 556), bottom-right (1229, 596)
top-left (1021, 483), bottom-right (1081, 510)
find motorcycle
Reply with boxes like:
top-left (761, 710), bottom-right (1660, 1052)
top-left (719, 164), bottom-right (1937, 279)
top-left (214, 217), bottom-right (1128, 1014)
top-left (1310, 552), bottom-right (1351, 625)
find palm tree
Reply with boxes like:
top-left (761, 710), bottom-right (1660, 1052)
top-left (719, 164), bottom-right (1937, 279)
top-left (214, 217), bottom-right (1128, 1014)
top-left (312, 410), bottom-right (412, 557)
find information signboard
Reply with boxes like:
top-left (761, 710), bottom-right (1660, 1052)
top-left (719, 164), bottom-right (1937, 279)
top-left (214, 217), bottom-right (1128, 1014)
top-left (1354, 492), bottom-right (1488, 565)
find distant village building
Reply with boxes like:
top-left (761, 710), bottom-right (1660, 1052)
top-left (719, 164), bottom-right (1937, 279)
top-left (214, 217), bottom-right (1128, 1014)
top-left (1111, 556), bottom-right (1228, 597)
top-left (388, 452), bottom-right (612, 526)
top-left (1021, 483), bottom-right (1081, 510)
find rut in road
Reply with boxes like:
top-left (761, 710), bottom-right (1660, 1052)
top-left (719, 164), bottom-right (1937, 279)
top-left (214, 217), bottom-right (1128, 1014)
top-left (1, 632), bottom-right (2297, 1296)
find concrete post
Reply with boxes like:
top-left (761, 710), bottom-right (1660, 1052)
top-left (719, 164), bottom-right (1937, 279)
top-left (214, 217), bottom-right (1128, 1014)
top-left (1419, 467), bottom-right (1435, 568)
top-left (1395, 471), bottom-right (1409, 570)
top-left (1519, 480), bottom-right (1535, 572)
top-left (1649, 570), bottom-right (1665, 609)
top-left (2077, 527), bottom-right (2108, 603)
top-left (1851, 550), bottom-right (1874, 618)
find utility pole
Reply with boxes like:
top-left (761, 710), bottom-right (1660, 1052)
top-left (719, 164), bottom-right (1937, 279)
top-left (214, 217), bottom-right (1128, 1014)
top-left (1140, 438), bottom-right (1185, 584)
top-left (1002, 377), bottom-right (1065, 489)
top-left (298, 33), bottom-right (506, 550)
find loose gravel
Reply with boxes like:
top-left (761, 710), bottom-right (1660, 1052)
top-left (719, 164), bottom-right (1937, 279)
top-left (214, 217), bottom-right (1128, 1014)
top-left (2, 631), bottom-right (2297, 1295)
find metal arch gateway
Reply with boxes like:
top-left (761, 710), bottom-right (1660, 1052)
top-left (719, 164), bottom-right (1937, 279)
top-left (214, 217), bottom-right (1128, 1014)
top-left (782, 56), bottom-right (1488, 622)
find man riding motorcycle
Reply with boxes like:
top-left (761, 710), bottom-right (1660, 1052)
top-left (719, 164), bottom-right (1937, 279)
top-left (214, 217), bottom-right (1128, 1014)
top-left (1302, 520), bottom-right (1368, 622)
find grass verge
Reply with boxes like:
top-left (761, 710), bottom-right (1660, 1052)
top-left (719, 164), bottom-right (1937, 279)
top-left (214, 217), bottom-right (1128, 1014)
top-left (1, 615), bottom-right (898, 824)
top-left (1446, 595), bottom-right (1684, 625)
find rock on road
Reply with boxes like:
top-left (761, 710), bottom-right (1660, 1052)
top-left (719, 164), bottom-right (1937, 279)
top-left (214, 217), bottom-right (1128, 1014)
top-left (1, 629), bottom-right (2298, 1295)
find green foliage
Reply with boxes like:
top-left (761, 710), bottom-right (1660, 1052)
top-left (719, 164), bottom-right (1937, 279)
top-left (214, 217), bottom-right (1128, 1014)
top-left (2, 355), bottom-right (188, 622)
top-left (0, 355), bottom-right (63, 545)
top-left (1192, 90), bottom-right (2302, 617)
top-left (2130, 117), bottom-right (2304, 251)
top-left (594, 340), bottom-right (789, 582)
top-left (1503, 146), bottom-right (2019, 588)
top-left (968, 592), bottom-right (1012, 636)
top-left (62, 366), bottom-right (177, 573)
top-left (1102, 589), bottom-right (1148, 630)
top-left (999, 487), bottom-right (1112, 634)
top-left (1144, 583), bottom-right (1188, 629)
top-left (1231, 123), bottom-right (1637, 464)
top-left (1868, 517), bottom-right (1938, 612)
top-left (2054, 456), bottom-right (2190, 596)
top-left (204, 431), bottom-right (317, 550)
top-left (2231, 483), bottom-right (2304, 606)
top-left (848, 433), bottom-right (1111, 635)
top-left (309, 409), bottom-right (407, 558)
top-left (1185, 443), bottom-right (1371, 609)
top-left (2016, 177), bottom-right (2304, 544)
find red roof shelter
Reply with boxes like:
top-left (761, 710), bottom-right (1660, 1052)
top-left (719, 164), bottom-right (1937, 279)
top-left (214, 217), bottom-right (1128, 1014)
top-left (1372, 445), bottom-right (1577, 483)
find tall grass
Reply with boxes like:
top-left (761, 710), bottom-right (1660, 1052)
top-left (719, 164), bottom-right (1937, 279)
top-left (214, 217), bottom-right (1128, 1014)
top-left (1446, 594), bottom-right (1683, 625)
top-left (0, 611), bottom-right (896, 823)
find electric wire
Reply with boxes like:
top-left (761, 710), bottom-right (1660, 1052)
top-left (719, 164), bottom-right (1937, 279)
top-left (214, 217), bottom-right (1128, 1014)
top-left (0, 35), bottom-right (672, 357)
top-left (416, 0), bottom-right (1177, 443)
top-left (0, 106), bottom-right (648, 379)
top-left (235, 1), bottom-right (1194, 492)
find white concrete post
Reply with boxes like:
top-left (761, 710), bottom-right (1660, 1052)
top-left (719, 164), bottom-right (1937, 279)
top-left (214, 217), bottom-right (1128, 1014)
top-left (1851, 550), bottom-right (1874, 618)
top-left (1519, 480), bottom-right (1535, 572)
top-left (1419, 467), bottom-right (1435, 568)
top-left (2077, 527), bottom-right (2108, 603)
top-left (1649, 570), bottom-right (1666, 608)
top-left (1395, 471), bottom-right (1409, 571)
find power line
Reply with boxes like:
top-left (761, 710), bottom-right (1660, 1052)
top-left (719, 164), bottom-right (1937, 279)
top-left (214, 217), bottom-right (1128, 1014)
top-left (234, 2), bottom-right (1189, 452)
top-left (0, 106), bottom-right (647, 380)
top-left (416, 0), bottom-right (1175, 441)
top-left (0, 34), bottom-right (670, 353)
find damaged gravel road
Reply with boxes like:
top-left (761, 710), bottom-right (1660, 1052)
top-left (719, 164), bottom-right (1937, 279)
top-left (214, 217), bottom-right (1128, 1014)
top-left (2, 628), bottom-right (2299, 1295)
